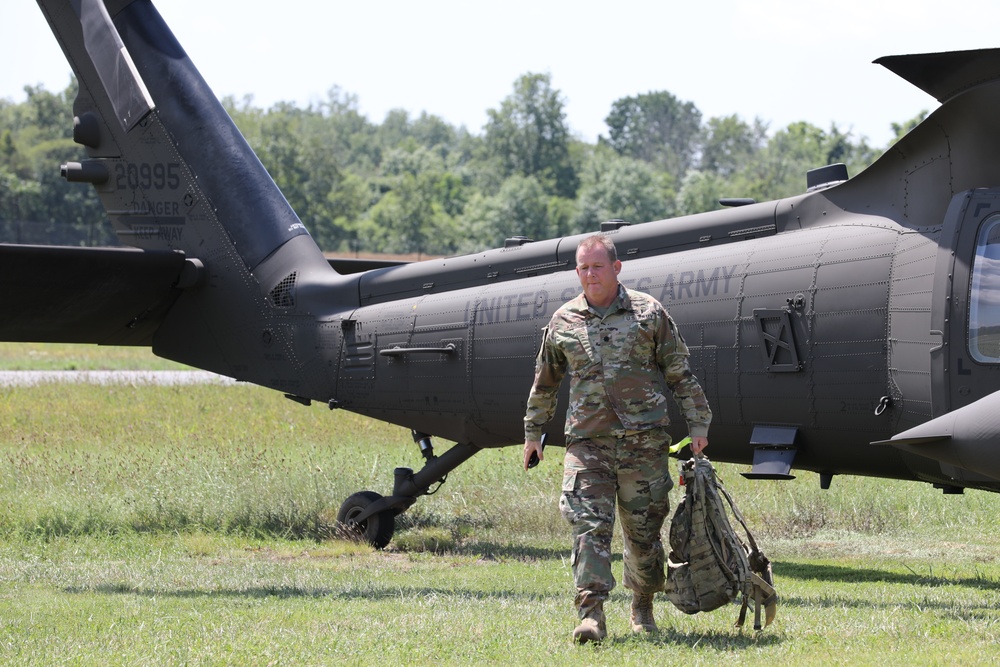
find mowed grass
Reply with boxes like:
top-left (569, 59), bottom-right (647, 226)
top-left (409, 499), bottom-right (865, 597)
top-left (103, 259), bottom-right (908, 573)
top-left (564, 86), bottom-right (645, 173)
top-left (0, 342), bottom-right (190, 371)
top-left (1, 344), bottom-right (1000, 664)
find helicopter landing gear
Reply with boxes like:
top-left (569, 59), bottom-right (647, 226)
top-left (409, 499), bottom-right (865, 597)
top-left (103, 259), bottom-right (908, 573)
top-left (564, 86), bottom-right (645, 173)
top-left (335, 432), bottom-right (480, 549)
top-left (336, 490), bottom-right (395, 549)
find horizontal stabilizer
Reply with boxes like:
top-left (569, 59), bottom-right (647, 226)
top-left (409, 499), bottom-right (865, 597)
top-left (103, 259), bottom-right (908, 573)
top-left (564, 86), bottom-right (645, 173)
top-left (876, 390), bottom-right (1000, 481)
top-left (871, 434), bottom-right (950, 447)
top-left (875, 48), bottom-right (1000, 103)
top-left (0, 244), bottom-right (186, 346)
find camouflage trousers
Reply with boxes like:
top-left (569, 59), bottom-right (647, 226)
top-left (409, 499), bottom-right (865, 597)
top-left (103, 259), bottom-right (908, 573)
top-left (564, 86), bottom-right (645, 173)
top-left (560, 429), bottom-right (674, 615)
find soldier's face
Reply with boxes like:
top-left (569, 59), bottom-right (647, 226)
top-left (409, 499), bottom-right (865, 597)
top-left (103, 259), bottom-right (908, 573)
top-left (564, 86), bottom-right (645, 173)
top-left (576, 245), bottom-right (622, 308)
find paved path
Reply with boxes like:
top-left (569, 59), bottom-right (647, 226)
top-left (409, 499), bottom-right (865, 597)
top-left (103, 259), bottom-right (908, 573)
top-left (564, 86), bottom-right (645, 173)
top-left (0, 370), bottom-right (238, 387)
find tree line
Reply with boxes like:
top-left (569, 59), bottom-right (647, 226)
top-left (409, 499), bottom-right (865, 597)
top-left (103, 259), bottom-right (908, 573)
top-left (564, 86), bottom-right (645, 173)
top-left (0, 76), bottom-right (926, 254)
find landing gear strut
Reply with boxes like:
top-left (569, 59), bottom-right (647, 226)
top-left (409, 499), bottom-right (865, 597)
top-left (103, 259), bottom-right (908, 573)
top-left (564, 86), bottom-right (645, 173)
top-left (335, 431), bottom-right (480, 549)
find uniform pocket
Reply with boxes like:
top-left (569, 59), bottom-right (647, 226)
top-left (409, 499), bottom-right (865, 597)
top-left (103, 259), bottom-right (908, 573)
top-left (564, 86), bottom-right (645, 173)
top-left (559, 470), bottom-right (579, 524)
top-left (647, 470), bottom-right (673, 523)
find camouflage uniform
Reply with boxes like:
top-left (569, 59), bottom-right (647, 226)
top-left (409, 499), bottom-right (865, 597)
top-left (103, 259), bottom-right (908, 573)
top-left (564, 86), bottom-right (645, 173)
top-left (524, 285), bottom-right (711, 617)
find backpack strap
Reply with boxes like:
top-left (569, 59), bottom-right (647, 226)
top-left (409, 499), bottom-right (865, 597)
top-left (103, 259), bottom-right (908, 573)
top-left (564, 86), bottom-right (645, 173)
top-left (707, 457), bottom-right (779, 630)
top-left (736, 571), bottom-right (779, 630)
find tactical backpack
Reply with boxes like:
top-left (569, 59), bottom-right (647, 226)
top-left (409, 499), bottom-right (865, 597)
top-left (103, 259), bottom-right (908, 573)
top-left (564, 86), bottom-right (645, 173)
top-left (664, 455), bottom-right (778, 630)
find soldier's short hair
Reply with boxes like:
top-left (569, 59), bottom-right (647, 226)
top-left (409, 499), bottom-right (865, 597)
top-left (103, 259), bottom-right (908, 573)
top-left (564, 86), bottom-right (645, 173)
top-left (576, 234), bottom-right (618, 264)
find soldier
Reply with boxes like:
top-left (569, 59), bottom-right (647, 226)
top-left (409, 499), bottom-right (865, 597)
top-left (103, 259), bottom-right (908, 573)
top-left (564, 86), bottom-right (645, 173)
top-left (523, 233), bottom-right (711, 644)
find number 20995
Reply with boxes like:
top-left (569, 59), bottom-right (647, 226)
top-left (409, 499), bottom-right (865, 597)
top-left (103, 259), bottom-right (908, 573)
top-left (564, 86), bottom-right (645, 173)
top-left (114, 162), bottom-right (181, 190)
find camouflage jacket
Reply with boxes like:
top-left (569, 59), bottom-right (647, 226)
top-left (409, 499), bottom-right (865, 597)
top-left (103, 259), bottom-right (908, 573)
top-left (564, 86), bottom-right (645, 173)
top-left (524, 285), bottom-right (712, 441)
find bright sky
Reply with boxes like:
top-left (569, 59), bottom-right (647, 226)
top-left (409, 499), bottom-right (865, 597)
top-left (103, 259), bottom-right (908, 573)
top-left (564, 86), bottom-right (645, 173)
top-left (3, 0), bottom-right (1000, 148)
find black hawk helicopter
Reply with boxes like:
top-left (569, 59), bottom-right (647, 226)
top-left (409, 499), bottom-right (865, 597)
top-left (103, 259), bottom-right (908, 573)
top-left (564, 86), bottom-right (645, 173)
top-left (7, 0), bottom-right (1000, 547)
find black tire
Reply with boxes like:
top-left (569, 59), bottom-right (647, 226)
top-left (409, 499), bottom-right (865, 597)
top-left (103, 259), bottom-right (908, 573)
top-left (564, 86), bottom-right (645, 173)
top-left (336, 490), bottom-right (395, 549)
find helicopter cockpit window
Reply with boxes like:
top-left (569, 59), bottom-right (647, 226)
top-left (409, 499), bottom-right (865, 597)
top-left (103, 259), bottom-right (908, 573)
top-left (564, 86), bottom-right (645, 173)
top-left (969, 214), bottom-right (1000, 362)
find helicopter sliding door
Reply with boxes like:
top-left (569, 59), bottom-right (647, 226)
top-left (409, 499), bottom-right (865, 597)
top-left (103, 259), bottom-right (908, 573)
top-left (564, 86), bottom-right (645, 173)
top-left (931, 188), bottom-right (1000, 419)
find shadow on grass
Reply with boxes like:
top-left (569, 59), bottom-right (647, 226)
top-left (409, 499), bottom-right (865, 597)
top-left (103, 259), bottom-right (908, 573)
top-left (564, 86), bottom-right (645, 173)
top-left (774, 559), bottom-right (1000, 590)
top-left (606, 627), bottom-right (783, 650)
top-left (65, 583), bottom-right (334, 599)
top-left (447, 541), bottom-right (570, 561)
top-left (441, 539), bottom-right (631, 564)
top-left (64, 583), bottom-right (565, 603)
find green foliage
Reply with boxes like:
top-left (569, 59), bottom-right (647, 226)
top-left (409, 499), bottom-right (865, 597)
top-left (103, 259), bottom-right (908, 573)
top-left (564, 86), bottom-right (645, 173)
top-left (699, 114), bottom-right (768, 178)
top-left (576, 147), bottom-right (675, 227)
top-left (677, 118), bottom-right (884, 215)
top-left (460, 174), bottom-right (551, 250)
top-left (483, 72), bottom-right (579, 200)
top-left (2, 73), bottom-right (912, 253)
top-left (675, 169), bottom-right (726, 217)
top-left (0, 80), bottom-right (112, 244)
top-left (603, 90), bottom-right (701, 182)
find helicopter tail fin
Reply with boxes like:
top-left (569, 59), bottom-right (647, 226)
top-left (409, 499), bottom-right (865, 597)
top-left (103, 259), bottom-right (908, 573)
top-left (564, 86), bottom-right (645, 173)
top-left (876, 48), bottom-right (1000, 104)
top-left (35, 0), bottom-right (344, 395)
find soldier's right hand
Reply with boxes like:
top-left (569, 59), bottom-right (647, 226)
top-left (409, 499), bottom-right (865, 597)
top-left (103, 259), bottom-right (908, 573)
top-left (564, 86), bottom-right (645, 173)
top-left (523, 440), bottom-right (544, 470)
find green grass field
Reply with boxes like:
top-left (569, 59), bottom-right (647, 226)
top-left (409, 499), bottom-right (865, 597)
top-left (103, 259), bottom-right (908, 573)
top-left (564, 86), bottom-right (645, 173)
top-left (2, 343), bottom-right (1000, 665)
top-left (0, 342), bottom-right (191, 371)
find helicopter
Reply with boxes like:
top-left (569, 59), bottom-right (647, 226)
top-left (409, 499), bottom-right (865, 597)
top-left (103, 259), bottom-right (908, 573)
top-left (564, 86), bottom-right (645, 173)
top-left (6, 0), bottom-right (1000, 548)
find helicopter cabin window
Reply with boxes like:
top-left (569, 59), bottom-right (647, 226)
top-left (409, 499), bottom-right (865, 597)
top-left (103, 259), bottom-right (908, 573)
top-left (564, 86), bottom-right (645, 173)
top-left (970, 214), bottom-right (1000, 362)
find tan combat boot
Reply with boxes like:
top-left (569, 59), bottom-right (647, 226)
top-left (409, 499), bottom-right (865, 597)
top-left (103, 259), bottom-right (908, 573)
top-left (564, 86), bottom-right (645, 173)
top-left (572, 600), bottom-right (607, 644)
top-left (630, 592), bottom-right (658, 633)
